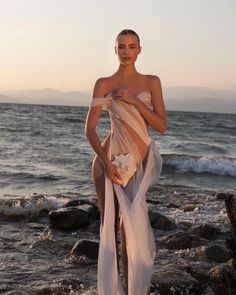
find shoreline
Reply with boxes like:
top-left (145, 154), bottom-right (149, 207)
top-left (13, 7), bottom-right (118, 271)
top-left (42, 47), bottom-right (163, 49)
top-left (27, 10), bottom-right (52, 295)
top-left (1, 186), bottom-right (235, 294)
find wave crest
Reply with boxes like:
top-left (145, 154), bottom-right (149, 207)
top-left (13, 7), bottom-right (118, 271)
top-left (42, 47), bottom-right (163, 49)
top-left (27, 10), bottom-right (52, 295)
top-left (164, 154), bottom-right (236, 177)
top-left (0, 195), bottom-right (67, 218)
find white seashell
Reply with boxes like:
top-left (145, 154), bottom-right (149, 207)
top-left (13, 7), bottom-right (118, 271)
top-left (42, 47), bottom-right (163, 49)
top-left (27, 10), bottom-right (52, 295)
top-left (112, 153), bottom-right (137, 186)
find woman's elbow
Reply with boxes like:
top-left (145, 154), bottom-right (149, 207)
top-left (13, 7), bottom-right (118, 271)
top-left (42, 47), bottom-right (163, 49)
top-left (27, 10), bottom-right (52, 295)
top-left (159, 126), bottom-right (167, 134)
top-left (158, 118), bottom-right (167, 134)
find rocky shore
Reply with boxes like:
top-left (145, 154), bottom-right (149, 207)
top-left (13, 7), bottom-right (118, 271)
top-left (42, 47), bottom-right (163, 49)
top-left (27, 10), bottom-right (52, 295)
top-left (1, 187), bottom-right (236, 295)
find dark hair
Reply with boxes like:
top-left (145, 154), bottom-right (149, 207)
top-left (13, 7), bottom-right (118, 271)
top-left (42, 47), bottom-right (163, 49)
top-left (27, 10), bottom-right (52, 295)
top-left (116, 29), bottom-right (140, 45)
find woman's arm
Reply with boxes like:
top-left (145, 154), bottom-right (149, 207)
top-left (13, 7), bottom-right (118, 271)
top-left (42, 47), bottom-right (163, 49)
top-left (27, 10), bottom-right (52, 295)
top-left (111, 76), bottom-right (167, 134)
top-left (84, 78), bottom-right (122, 184)
top-left (134, 76), bottom-right (167, 133)
top-left (84, 78), bottom-right (108, 165)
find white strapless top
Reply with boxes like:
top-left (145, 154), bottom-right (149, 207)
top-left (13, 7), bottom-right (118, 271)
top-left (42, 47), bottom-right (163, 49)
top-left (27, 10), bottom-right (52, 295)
top-left (91, 91), bottom-right (153, 111)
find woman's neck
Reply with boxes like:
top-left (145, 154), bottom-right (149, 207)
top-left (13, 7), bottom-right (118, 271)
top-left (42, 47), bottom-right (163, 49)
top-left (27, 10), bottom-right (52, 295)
top-left (116, 64), bottom-right (139, 78)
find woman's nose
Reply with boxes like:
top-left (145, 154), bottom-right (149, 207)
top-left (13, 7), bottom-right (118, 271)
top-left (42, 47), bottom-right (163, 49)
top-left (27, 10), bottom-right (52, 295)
top-left (124, 48), bottom-right (129, 54)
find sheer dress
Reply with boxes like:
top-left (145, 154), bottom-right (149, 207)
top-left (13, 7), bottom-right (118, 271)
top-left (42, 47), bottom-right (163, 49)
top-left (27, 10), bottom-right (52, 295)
top-left (90, 92), bottom-right (163, 295)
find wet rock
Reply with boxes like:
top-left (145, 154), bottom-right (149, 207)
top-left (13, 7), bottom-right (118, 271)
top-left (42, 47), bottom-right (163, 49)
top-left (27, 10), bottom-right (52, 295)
top-left (148, 210), bottom-right (178, 231)
top-left (152, 268), bottom-right (200, 295)
top-left (201, 244), bottom-right (231, 263)
top-left (35, 286), bottom-right (52, 295)
top-left (63, 197), bottom-right (97, 208)
top-left (147, 198), bottom-right (162, 205)
top-left (166, 202), bottom-right (180, 209)
top-left (71, 239), bottom-right (99, 259)
top-left (181, 204), bottom-right (201, 212)
top-left (186, 263), bottom-right (210, 283)
top-left (86, 220), bottom-right (100, 234)
top-left (188, 223), bottom-right (220, 240)
top-left (35, 279), bottom-right (86, 295)
top-left (160, 231), bottom-right (193, 250)
top-left (49, 205), bottom-right (96, 230)
top-left (209, 263), bottom-right (236, 294)
top-left (191, 235), bottom-right (207, 248)
top-left (178, 220), bottom-right (193, 230)
top-left (214, 192), bottom-right (229, 200)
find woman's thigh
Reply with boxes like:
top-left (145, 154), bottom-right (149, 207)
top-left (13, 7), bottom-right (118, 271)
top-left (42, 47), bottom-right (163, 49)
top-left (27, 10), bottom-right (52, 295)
top-left (92, 132), bottom-right (120, 229)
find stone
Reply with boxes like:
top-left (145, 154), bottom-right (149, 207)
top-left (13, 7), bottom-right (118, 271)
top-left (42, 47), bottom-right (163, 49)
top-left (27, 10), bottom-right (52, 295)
top-left (49, 205), bottom-right (96, 230)
top-left (86, 220), bottom-right (100, 234)
top-left (204, 244), bottom-right (231, 263)
top-left (188, 223), bottom-right (220, 240)
top-left (147, 199), bottom-right (163, 205)
top-left (148, 210), bottom-right (178, 231)
top-left (181, 204), bottom-right (201, 212)
top-left (152, 268), bottom-right (200, 295)
top-left (63, 198), bottom-right (97, 208)
top-left (160, 231), bottom-right (193, 250)
top-left (186, 263), bottom-right (210, 283)
top-left (178, 220), bottom-right (193, 229)
top-left (214, 192), bottom-right (229, 200)
top-left (35, 279), bottom-right (85, 295)
top-left (71, 239), bottom-right (99, 259)
top-left (209, 264), bottom-right (236, 294)
top-left (166, 202), bottom-right (180, 209)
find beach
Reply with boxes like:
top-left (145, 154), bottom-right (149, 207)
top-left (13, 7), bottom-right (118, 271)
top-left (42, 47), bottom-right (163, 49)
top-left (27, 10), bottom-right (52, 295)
top-left (0, 103), bottom-right (236, 294)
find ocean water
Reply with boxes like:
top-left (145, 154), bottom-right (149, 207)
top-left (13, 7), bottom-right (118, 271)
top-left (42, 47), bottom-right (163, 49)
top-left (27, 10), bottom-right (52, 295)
top-left (0, 102), bottom-right (235, 199)
top-left (0, 102), bottom-right (236, 294)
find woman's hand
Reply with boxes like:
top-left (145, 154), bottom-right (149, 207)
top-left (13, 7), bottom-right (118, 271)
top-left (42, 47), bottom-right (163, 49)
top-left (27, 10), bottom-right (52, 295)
top-left (111, 88), bottom-right (139, 105)
top-left (104, 160), bottom-right (123, 185)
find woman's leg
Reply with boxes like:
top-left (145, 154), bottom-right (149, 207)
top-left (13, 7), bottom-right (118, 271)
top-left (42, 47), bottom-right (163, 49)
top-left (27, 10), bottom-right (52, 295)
top-left (92, 155), bottom-right (120, 269)
top-left (92, 155), bottom-right (106, 224)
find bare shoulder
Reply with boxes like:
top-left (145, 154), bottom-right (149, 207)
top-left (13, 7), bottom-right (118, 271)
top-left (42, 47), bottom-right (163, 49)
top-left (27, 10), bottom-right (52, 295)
top-left (93, 76), bottom-right (113, 97)
top-left (144, 74), bottom-right (161, 88)
top-left (144, 75), bottom-right (164, 106)
top-left (94, 76), bottom-right (109, 89)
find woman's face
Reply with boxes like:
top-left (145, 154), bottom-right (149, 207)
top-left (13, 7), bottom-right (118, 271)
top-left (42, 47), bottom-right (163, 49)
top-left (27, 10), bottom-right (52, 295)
top-left (115, 34), bottom-right (141, 65)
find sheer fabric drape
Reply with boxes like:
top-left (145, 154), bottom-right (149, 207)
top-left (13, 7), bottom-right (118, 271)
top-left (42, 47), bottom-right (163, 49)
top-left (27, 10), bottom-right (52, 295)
top-left (90, 93), bottom-right (162, 295)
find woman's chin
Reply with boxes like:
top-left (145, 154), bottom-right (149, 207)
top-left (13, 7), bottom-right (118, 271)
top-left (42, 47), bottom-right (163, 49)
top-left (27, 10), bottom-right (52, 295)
top-left (120, 60), bottom-right (133, 66)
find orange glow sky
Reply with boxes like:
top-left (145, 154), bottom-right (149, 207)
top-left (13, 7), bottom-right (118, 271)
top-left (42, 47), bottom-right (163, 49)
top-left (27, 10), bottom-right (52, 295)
top-left (0, 0), bottom-right (235, 93)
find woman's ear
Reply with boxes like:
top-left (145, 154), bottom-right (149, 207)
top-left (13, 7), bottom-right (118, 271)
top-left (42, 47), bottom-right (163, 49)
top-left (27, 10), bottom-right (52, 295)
top-left (114, 46), bottom-right (117, 55)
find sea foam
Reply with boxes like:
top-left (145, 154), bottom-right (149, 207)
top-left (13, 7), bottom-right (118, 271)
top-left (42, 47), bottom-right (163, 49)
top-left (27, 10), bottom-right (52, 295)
top-left (164, 154), bottom-right (236, 177)
top-left (0, 195), bottom-right (68, 217)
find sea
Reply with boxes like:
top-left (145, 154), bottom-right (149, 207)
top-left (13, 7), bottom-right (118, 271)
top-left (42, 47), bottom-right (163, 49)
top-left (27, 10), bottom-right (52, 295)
top-left (0, 102), bottom-right (235, 198)
top-left (0, 102), bottom-right (236, 294)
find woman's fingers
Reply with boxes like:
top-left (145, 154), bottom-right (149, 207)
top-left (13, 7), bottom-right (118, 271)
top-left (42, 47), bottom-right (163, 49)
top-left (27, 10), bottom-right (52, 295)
top-left (111, 165), bottom-right (123, 185)
top-left (104, 161), bottom-right (123, 185)
top-left (112, 166), bottom-right (122, 184)
top-left (112, 88), bottom-right (124, 98)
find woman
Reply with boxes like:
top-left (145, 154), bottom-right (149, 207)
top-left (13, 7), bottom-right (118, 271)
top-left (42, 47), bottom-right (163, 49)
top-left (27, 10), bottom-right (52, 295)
top-left (85, 29), bottom-right (167, 295)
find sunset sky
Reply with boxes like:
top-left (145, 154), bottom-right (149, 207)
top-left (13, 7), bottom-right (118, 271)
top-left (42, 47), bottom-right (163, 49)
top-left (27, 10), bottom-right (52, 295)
top-left (0, 0), bottom-right (235, 94)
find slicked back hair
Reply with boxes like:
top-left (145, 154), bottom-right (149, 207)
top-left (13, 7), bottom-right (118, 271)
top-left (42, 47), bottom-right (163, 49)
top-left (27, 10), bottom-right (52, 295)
top-left (116, 29), bottom-right (140, 45)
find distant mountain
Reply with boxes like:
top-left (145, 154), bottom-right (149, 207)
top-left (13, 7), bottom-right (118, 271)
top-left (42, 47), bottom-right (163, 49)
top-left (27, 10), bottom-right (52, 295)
top-left (0, 86), bottom-right (235, 113)
top-left (0, 88), bottom-right (91, 106)
top-left (164, 87), bottom-right (236, 113)
top-left (164, 86), bottom-right (236, 100)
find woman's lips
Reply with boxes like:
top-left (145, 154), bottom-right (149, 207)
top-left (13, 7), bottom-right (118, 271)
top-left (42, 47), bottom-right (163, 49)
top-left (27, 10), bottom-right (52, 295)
top-left (123, 57), bottom-right (131, 61)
